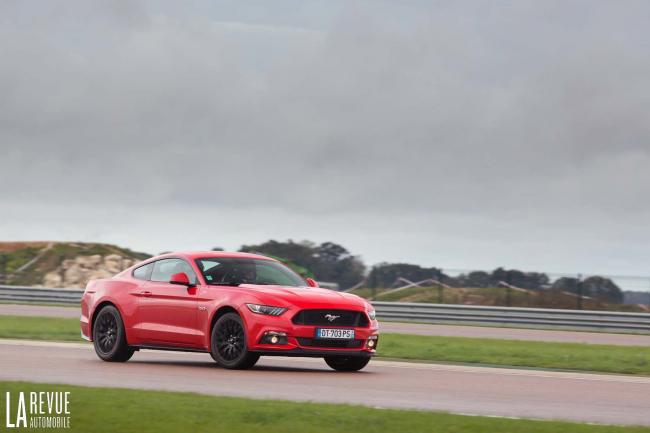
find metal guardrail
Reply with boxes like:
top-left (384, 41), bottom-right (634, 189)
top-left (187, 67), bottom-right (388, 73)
top-left (372, 301), bottom-right (650, 333)
top-left (1, 285), bottom-right (648, 333)
top-left (0, 285), bottom-right (83, 305)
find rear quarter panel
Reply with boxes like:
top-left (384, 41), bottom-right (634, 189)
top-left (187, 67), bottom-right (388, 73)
top-left (82, 277), bottom-right (142, 344)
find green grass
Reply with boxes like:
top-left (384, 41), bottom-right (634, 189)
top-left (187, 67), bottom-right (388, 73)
top-left (1, 315), bottom-right (650, 375)
top-left (0, 246), bottom-right (42, 273)
top-left (0, 315), bottom-right (80, 341)
top-left (1, 381), bottom-right (648, 433)
top-left (379, 334), bottom-right (650, 375)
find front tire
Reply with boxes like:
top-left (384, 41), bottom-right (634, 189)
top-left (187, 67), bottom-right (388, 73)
top-left (324, 355), bottom-right (371, 372)
top-left (92, 305), bottom-right (134, 362)
top-left (210, 312), bottom-right (259, 369)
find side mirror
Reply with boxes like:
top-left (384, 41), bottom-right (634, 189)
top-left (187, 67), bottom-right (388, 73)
top-left (306, 277), bottom-right (319, 288)
top-left (170, 272), bottom-right (192, 286)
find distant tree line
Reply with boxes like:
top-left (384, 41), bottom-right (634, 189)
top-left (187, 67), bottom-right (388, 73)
top-left (452, 268), bottom-right (550, 290)
top-left (368, 264), bottom-right (623, 303)
top-left (226, 239), bottom-right (624, 303)
top-left (367, 263), bottom-right (445, 288)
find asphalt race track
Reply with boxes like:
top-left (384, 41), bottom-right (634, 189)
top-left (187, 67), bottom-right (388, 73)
top-left (3, 303), bottom-right (650, 346)
top-left (1, 339), bottom-right (649, 426)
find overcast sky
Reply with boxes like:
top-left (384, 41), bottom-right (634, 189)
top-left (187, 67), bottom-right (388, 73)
top-left (1, 1), bottom-right (649, 278)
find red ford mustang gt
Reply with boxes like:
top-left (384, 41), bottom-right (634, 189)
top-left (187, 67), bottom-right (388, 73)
top-left (80, 251), bottom-right (379, 371)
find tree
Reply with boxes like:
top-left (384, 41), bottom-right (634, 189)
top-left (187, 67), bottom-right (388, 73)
top-left (551, 276), bottom-right (623, 303)
top-left (552, 277), bottom-right (580, 292)
top-left (581, 276), bottom-right (623, 303)
top-left (487, 268), bottom-right (549, 289)
top-left (456, 271), bottom-right (491, 288)
top-left (239, 240), bottom-right (365, 290)
top-left (0, 253), bottom-right (8, 284)
top-left (454, 268), bottom-right (549, 289)
top-left (367, 263), bottom-right (446, 288)
top-left (258, 254), bottom-right (314, 279)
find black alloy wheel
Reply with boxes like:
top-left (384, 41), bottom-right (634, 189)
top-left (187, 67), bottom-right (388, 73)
top-left (211, 312), bottom-right (259, 369)
top-left (92, 305), bottom-right (134, 362)
top-left (96, 311), bottom-right (118, 352)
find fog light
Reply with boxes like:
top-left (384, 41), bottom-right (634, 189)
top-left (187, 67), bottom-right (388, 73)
top-left (260, 331), bottom-right (287, 345)
top-left (367, 339), bottom-right (375, 348)
top-left (366, 336), bottom-right (379, 350)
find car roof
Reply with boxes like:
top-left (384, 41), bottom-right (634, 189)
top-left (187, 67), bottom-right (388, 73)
top-left (153, 251), bottom-right (277, 262)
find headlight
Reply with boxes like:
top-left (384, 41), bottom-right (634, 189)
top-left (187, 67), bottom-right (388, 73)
top-left (246, 304), bottom-right (287, 316)
top-left (367, 308), bottom-right (376, 320)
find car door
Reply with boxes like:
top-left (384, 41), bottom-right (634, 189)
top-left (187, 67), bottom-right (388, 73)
top-left (134, 258), bottom-right (201, 346)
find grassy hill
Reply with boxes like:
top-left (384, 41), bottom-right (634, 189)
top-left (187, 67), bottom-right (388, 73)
top-left (0, 242), bottom-right (150, 287)
top-left (351, 285), bottom-right (648, 312)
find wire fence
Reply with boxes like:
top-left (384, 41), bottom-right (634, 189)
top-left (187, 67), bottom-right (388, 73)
top-left (441, 269), bottom-right (650, 290)
top-left (358, 268), bottom-right (650, 312)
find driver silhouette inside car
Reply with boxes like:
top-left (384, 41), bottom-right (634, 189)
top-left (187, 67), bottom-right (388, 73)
top-left (225, 264), bottom-right (257, 285)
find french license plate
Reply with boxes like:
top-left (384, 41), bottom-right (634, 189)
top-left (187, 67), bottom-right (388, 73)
top-left (316, 328), bottom-right (355, 339)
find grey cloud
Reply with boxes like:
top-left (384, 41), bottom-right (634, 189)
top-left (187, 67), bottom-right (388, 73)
top-left (1, 0), bottom-right (649, 274)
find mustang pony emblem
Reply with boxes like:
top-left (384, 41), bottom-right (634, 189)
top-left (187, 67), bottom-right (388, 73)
top-left (324, 314), bottom-right (340, 322)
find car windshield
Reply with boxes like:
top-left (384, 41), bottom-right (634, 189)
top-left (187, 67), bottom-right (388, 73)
top-left (195, 258), bottom-right (307, 287)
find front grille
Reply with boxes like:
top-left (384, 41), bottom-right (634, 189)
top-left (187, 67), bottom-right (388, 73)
top-left (291, 309), bottom-right (369, 327)
top-left (297, 337), bottom-right (364, 349)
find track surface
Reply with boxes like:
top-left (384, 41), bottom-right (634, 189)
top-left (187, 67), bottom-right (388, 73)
top-left (3, 303), bottom-right (650, 346)
top-left (1, 339), bottom-right (649, 426)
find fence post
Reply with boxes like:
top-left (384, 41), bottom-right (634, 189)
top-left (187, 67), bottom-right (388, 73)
top-left (437, 285), bottom-right (443, 303)
top-left (0, 253), bottom-right (7, 285)
top-left (576, 273), bottom-right (583, 310)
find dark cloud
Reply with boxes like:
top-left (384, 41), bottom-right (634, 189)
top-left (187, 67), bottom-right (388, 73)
top-left (1, 0), bottom-right (649, 276)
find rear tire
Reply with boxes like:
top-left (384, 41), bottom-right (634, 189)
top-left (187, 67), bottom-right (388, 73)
top-left (324, 355), bottom-right (371, 372)
top-left (92, 305), bottom-right (134, 362)
top-left (210, 312), bottom-right (259, 369)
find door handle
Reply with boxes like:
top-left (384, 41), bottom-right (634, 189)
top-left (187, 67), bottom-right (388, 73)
top-left (139, 291), bottom-right (152, 297)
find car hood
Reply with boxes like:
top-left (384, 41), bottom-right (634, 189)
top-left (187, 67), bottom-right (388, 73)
top-left (238, 284), bottom-right (368, 309)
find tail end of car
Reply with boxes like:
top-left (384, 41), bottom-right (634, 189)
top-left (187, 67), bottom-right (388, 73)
top-left (80, 279), bottom-right (97, 341)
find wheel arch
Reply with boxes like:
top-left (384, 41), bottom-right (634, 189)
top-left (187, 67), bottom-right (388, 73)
top-left (208, 305), bottom-right (242, 349)
top-left (209, 305), bottom-right (240, 331)
top-left (90, 300), bottom-right (122, 341)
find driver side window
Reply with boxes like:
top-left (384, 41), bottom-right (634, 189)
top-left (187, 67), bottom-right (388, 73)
top-left (150, 259), bottom-right (198, 285)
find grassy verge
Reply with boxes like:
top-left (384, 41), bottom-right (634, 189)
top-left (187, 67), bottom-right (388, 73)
top-left (1, 315), bottom-right (649, 375)
top-left (0, 315), bottom-right (80, 341)
top-left (379, 334), bottom-right (650, 375)
top-left (2, 381), bottom-right (649, 433)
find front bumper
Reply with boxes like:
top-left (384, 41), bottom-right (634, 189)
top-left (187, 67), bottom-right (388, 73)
top-left (243, 308), bottom-right (379, 356)
top-left (252, 348), bottom-right (375, 357)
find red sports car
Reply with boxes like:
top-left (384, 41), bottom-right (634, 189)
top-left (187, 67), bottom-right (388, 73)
top-left (80, 251), bottom-right (379, 371)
